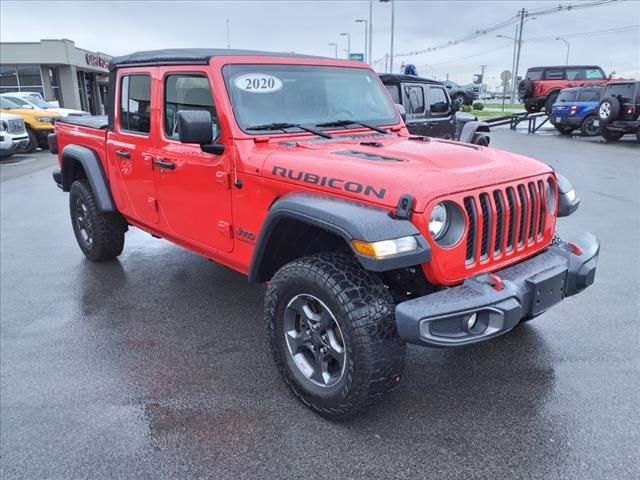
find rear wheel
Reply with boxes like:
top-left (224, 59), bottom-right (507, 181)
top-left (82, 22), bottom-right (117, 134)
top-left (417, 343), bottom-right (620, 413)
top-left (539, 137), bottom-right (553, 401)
top-left (600, 128), bottom-right (624, 142)
top-left (453, 93), bottom-right (466, 105)
top-left (69, 179), bottom-right (126, 261)
top-left (266, 253), bottom-right (406, 420)
top-left (524, 103), bottom-right (540, 113)
top-left (580, 115), bottom-right (600, 137)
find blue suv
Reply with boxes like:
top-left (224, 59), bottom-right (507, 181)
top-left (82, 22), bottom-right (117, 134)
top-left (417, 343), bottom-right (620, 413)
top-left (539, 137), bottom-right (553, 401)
top-left (550, 86), bottom-right (604, 136)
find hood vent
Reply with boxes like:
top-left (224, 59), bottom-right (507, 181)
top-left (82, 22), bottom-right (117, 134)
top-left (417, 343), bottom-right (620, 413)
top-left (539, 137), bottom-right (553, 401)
top-left (332, 150), bottom-right (406, 163)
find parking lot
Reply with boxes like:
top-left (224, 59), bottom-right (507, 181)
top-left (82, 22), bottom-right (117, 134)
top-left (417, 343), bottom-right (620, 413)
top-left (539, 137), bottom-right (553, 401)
top-left (1, 128), bottom-right (638, 479)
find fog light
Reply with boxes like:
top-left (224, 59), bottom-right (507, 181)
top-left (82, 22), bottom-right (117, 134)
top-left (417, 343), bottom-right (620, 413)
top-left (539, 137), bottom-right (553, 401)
top-left (466, 313), bottom-right (478, 331)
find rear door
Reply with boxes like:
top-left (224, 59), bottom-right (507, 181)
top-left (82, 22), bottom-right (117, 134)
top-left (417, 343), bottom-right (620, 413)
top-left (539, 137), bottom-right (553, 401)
top-left (403, 83), bottom-right (429, 136)
top-left (150, 67), bottom-right (233, 253)
top-left (106, 68), bottom-right (159, 225)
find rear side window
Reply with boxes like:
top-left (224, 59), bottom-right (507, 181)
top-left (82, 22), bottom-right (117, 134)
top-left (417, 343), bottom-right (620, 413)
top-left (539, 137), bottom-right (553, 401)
top-left (526, 70), bottom-right (543, 81)
top-left (385, 84), bottom-right (400, 104)
top-left (428, 86), bottom-right (449, 113)
top-left (577, 89), bottom-right (602, 102)
top-left (120, 74), bottom-right (151, 134)
top-left (404, 85), bottom-right (425, 114)
top-left (585, 68), bottom-right (605, 80)
top-left (556, 90), bottom-right (577, 103)
top-left (164, 74), bottom-right (219, 140)
top-left (545, 69), bottom-right (564, 80)
top-left (606, 83), bottom-right (635, 104)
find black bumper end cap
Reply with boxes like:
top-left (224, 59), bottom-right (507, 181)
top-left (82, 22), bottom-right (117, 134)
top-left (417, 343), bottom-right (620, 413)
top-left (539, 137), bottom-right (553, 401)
top-left (52, 169), bottom-right (63, 190)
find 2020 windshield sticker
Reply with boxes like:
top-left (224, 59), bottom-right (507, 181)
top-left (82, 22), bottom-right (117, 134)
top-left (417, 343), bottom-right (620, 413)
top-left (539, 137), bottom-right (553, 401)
top-left (234, 73), bottom-right (283, 93)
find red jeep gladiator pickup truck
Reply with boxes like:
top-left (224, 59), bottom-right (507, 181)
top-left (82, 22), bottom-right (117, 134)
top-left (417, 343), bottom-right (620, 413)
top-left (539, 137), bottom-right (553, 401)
top-left (50, 49), bottom-right (599, 419)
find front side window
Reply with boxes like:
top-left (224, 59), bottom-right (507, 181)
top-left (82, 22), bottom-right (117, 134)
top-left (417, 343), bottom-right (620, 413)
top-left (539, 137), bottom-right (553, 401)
top-left (545, 69), bottom-right (564, 80)
top-left (585, 68), bottom-right (605, 80)
top-left (577, 89), bottom-right (602, 102)
top-left (222, 65), bottom-right (398, 133)
top-left (404, 85), bottom-right (425, 114)
top-left (428, 86), bottom-right (449, 113)
top-left (164, 74), bottom-right (219, 140)
top-left (120, 74), bottom-right (151, 134)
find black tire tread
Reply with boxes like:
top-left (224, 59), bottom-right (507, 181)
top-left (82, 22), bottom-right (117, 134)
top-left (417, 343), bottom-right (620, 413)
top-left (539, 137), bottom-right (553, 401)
top-left (265, 252), bottom-right (405, 420)
top-left (69, 179), bottom-right (126, 261)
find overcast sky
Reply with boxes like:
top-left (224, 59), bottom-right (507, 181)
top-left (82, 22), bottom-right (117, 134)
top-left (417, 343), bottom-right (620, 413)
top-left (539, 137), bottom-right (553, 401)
top-left (1, 0), bottom-right (639, 87)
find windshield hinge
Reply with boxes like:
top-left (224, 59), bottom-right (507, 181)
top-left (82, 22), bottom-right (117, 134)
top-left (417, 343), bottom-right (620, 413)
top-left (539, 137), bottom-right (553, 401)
top-left (395, 194), bottom-right (414, 220)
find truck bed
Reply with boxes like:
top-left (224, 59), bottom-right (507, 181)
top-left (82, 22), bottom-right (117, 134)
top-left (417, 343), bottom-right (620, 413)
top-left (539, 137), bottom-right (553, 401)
top-left (56, 115), bottom-right (108, 130)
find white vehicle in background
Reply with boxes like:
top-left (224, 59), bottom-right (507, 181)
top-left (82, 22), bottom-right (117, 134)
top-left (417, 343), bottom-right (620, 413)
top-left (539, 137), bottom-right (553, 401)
top-left (0, 112), bottom-right (29, 158)
top-left (0, 92), bottom-right (89, 117)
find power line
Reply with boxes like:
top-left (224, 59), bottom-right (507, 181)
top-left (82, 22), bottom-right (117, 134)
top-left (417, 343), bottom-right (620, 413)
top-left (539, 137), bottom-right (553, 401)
top-left (526, 25), bottom-right (639, 41)
top-left (373, 0), bottom-right (625, 63)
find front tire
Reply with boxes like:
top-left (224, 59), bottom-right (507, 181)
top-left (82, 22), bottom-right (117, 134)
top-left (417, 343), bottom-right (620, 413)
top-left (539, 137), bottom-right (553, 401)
top-left (453, 93), bottom-right (466, 105)
top-left (25, 129), bottom-right (38, 154)
top-left (266, 253), bottom-right (406, 420)
top-left (69, 179), bottom-right (126, 261)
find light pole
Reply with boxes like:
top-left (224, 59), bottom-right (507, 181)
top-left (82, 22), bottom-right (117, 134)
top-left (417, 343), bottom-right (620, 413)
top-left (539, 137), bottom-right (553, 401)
top-left (556, 37), bottom-right (570, 65)
top-left (328, 42), bottom-right (338, 58)
top-left (497, 28), bottom-right (518, 103)
top-left (355, 19), bottom-right (368, 62)
top-left (380, 0), bottom-right (395, 72)
top-left (368, 0), bottom-right (373, 64)
top-left (340, 32), bottom-right (351, 59)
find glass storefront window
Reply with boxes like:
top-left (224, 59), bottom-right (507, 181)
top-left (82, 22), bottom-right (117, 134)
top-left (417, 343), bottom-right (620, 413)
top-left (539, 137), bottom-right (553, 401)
top-left (0, 64), bottom-right (43, 93)
top-left (0, 65), bottom-right (19, 87)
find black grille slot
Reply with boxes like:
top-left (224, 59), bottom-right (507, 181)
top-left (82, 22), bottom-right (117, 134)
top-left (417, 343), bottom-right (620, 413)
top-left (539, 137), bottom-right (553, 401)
top-left (517, 185), bottom-right (527, 246)
top-left (479, 193), bottom-right (491, 259)
top-left (506, 187), bottom-right (516, 251)
top-left (537, 180), bottom-right (546, 237)
top-left (493, 190), bottom-right (504, 254)
top-left (528, 182), bottom-right (538, 241)
top-left (464, 197), bottom-right (477, 263)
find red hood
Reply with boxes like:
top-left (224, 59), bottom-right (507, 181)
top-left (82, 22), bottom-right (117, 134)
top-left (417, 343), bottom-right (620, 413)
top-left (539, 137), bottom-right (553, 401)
top-left (257, 134), bottom-right (553, 213)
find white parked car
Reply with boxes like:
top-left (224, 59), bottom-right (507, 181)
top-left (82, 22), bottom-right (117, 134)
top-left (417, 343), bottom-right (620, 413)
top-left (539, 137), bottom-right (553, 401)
top-left (0, 92), bottom-right (89, 117)
top-left (0, 112), bottom-right (29, 158)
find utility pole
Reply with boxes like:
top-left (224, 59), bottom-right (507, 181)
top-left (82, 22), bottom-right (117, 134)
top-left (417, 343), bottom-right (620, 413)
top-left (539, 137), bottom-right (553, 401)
top-left (340, 32), bottom-right (351, 59)
top-left (513, 8), bottom-right (526, 105)
top-left (226, 18), bottom-right (230, 48)
top-left (368, 0), bottom-right (373, 63)
top-left (480, 64), bottom-right (487, 98)
top-left (384, 54), bottom-right (389, 73)
top-left (510, 24), bottom-right (518, 103)
top-left (389, 0), bottom-right (395, 72)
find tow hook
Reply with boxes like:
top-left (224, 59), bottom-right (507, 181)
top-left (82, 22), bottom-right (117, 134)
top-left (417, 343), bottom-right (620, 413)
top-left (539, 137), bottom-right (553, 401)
top-left (488, 273), bottom-right (504, 291)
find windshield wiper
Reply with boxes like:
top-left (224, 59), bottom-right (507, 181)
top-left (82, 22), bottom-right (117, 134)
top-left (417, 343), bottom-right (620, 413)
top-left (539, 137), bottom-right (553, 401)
top-left (245, 122), bottom-right (333, 139)
top-left (314, 119), bottom-right (389, 135)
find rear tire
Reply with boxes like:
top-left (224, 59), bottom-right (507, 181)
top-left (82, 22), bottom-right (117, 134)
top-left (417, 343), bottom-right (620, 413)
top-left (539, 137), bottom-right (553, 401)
top-left (600, 128), bottom-right (624, 142)
top-left (453, 93), bottom-right (466, 105)
top-left (525, 103), bottom-right (540, 113)
top-left (265, 252), bottom-right (406, 420)
top-left (580, 115), bottom-right (600, 137)
top-left (69, 179), bottom-right (126, 261)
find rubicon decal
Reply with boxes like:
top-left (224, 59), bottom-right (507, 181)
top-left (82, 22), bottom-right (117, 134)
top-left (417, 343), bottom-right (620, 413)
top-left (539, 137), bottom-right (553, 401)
top-left (272, 166), bottom-right (386, 199)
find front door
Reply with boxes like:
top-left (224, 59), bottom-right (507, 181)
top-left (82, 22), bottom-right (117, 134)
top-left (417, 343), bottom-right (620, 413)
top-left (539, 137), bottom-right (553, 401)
top-left (426, 85), bottom-right (455, 139)
top-left (151, 69), bottom-right (233, 253)
top-left (403, 83), bottom-right (430, 136)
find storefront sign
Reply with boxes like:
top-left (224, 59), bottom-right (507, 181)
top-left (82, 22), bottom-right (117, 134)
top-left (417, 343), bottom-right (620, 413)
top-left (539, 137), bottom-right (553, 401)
top-left (85, 53), bottom-right (110, 69)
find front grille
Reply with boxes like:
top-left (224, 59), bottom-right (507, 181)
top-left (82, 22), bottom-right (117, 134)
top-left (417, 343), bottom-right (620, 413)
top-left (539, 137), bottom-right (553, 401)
top-left (463, 179), bottom-right (548, 265)
top-left (7, 119), bottom-right (25, 134)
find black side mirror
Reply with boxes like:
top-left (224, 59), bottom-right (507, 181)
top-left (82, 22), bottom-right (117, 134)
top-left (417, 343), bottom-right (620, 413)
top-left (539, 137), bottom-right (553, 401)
top-left (177, 110), bottom-right (213, 145)
top-left (395, 103), bottom-right (406, 122)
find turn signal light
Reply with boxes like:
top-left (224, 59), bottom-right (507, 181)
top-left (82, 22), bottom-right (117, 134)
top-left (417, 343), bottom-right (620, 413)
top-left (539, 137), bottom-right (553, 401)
top-left (352, 236), bottom-right (418, 258)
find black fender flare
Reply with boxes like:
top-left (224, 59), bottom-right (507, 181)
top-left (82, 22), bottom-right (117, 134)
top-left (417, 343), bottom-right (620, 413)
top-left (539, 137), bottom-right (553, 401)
top-left (458, 120), bottom-right (490, 144)
top-left (555, 173), bottom-right (580, 217)
top-left (60, 144), bottom-right (116, 212)
top-left (248, 193), bottom-right (431, 283)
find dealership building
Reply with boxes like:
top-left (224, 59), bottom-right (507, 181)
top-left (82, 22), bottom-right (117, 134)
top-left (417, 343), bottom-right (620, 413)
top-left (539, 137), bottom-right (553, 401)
top-left (0, 39), bottom-right (111, 115)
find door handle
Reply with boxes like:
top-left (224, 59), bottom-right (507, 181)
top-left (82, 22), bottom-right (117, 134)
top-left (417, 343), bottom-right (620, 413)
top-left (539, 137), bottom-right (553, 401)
top-left (115, 150), bottom-right (131, 159)
top-left (154, 159), bottom-right (176, 170)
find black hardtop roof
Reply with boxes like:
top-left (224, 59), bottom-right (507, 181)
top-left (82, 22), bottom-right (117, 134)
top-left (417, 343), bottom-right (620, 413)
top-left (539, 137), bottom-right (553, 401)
top-left (109, 48), bottom-right (328, 70)
top-left (378, 73), bottom-right (442, 85)
top-left (527, 65), bottom-right (603, 71)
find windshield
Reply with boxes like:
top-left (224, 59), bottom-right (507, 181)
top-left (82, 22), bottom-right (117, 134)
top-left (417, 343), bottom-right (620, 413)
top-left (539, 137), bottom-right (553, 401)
top-left (222, 65), bottom-right (398, 133)
top-left (0, 97), bottom-right (22, 109)
top-left (23, 95), bottom-right (51, 109)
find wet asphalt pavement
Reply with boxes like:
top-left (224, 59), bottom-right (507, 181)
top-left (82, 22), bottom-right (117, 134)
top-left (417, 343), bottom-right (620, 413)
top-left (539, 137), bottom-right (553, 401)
top-left (1, 129), bottom-right (639, 480)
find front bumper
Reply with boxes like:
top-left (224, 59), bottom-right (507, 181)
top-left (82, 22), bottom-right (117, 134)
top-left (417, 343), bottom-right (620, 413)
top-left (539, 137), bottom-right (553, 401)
top-left (0, 134), bottom-right (29, 154)
top-left (395, 233), bottom-right (599, 347)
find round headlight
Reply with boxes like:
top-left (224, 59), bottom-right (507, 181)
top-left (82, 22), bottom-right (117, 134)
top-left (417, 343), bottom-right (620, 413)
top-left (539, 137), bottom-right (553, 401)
top-left (546, 178), bottom-right (557, 214)
top-left (429, 203), bottom-right (449, 240)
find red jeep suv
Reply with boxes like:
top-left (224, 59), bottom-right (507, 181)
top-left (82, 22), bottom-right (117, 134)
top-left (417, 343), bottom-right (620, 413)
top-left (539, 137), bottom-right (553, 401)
top-left (519, 65), bottom-right (607, 113)
top-left (49, 49), bottom-right (599, 419)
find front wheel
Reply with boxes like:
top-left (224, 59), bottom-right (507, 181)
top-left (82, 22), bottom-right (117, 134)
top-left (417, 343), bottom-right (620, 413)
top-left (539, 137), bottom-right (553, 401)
top-left (453, 93), bottom-right (466, 105)
top-left (69, 179), bottom-right (126, 261)
top-left (25, 129), bottom-right (38, 154)
top-left (266, 253), bottom-right (406, 420)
